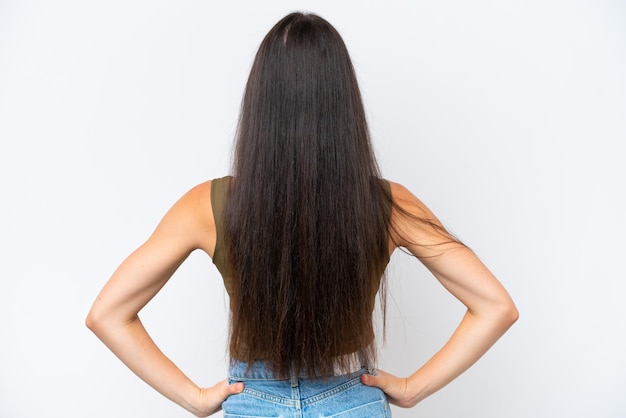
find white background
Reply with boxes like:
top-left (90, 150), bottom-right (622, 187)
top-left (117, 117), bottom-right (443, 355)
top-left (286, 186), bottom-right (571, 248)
top-left (1, 1), bottom-right (625, 417)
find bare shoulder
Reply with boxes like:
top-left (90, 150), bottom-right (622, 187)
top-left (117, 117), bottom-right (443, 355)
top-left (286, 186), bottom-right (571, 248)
top-left (386, 180), bottom-right (435, 219)
top-left (182, 180), bottom-right (213, 213)
top-left (387, 180), bottom-right (413, 201)
top-left (385, 180), bottom-right (455, 255)
top-left (149, 180), bottom-right (216, 256)
top-left (172, 180), bottom-right (213, 222)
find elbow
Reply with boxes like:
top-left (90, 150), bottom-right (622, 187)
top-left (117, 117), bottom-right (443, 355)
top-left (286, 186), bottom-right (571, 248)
top-left (85, 304), bottom-right (135, 337)
top-left (85, 305), bottom-right (108, 334)
top-left (85, 309), bottom-right (99, 333)
top-left (500, 300), bottom-right (519, 329)
top-left (477, 299), bottom-right (518, 331)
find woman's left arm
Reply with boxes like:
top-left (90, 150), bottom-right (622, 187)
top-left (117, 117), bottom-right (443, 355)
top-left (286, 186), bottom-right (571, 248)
top-left (362, 181), bottom-right (518, 407)
top-left (85, 181), bottom-right (243, 417)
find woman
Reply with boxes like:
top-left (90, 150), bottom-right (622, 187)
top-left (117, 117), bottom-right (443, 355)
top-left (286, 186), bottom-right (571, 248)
top-left (86, 12), bottom-right (518, 417)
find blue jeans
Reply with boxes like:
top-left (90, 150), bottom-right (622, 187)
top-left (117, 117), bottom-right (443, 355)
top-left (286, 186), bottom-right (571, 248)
top-left (222, 360), bottom-right (391, 417)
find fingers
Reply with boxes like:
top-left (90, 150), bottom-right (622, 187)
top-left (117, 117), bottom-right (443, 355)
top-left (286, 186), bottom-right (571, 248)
top-left (193, 380), bottom-right (245, 417)
top-left (361, 370), bottom-right (414, 408)
top-left (360, 372), bottom-right (379, 387)
top-left (360, 369), bottom-right (393, 390)
top-left (227, 381), bottom-right (245, 395)
top-left (214, 379), bottom-right (244, 399)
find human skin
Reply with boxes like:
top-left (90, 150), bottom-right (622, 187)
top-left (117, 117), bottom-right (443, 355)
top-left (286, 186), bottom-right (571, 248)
top-left (86, 180), bottom-right (518, 416)
top-left (85, 181), bottom-right (241, 417)
top-left (361, 183), bottom-right (519, 406)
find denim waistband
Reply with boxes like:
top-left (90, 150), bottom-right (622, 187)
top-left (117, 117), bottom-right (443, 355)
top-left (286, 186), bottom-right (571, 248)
top-left (228, 359), bottom-right (371, 382)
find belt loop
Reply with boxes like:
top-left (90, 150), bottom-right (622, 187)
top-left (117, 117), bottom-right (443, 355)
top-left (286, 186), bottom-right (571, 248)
top-left (290, 360), bottom-right (298, 388)
top-left (358, 351), bottom-right (367, 369)
top-left (358, 351), bottom-right (374, 375)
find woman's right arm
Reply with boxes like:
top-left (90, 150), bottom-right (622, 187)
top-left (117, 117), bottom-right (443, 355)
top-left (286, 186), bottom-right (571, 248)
top-left (362, 181), bottom-right (518, 407)
top-left (86, 181), bottom-right (243, 416)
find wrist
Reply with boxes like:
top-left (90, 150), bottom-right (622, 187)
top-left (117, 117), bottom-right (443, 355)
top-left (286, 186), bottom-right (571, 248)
top-left (406, 373), bottom-right (430, 406)
top-left (180, 383), bottom-right (207, 417)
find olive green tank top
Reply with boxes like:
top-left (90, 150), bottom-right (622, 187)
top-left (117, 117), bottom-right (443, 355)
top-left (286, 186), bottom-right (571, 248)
top-left (210, 175), bottom-right (392, 303)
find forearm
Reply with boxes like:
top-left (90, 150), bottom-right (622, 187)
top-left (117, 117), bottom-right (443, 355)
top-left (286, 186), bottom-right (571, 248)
top-left (406, 307), bottom-right (518, 405)
top-left (87, 316), bottom-right (203, 415)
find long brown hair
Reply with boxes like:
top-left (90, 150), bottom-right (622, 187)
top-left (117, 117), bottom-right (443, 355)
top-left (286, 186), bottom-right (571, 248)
top-left (224, 12), bottom-right (392, 378)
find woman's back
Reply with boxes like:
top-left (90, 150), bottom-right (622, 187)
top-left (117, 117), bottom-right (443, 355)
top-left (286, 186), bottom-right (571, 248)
top-left (222, 13), bottom-right (393, 378)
